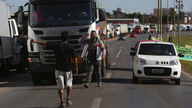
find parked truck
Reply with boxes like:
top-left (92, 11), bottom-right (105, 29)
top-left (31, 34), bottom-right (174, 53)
top-left (135, 24), bottom-right (144, 34)
top-left (120, 24), bottom-right (128, 34)
top-left (114, 25), bottom-right (120, 36)
top-left (18, 0), bottom-right (110, 84)
top-left (144, 25), bottom-right (150, 34)
top-left (0, 0), bottom-right (28, 76)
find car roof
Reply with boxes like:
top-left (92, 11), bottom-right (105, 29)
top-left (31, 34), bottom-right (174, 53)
top-left (139, 40), bottom-right (173, 45)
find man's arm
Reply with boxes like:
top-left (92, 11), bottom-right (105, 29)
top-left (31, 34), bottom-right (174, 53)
top-left (74, 58), bottom-right (78, 74)
top-left (78, 33), bottom-right (89, 44)
top-left (31, 38), bottom-right (46, 46)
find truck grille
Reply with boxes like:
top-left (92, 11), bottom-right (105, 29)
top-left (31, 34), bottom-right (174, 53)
top-left (39, 35), bottom-right (83, 64)
top-left (144, 67), bottom-right (171, 76)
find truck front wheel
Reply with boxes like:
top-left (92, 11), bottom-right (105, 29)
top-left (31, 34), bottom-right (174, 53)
top-left (32, 74), bottom-right (42, 85)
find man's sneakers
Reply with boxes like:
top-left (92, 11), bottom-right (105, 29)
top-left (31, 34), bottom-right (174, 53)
top-left (84, 83), bottom-right (89, 88)
top-left (59, 102), bottom-right (65, 108)
top-left (66, 100), bottom-right (73, 106)
top-left (98, 83), bottom-right (102, 87)
top-left (59, 100), bottom-right (73, 108)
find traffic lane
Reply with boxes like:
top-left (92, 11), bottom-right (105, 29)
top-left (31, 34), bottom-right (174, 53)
top-left (101, 34), bottom-right (192, 108)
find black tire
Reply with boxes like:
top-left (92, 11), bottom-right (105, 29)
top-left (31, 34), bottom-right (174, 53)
top-left (132, 73), bottom-right (138, 84)
top-left (17, 54), bottom-right (25, 73)
top-left (32, 74), bottom-right (42, 85)
top-left (175, 78), bottom-right (180, 85)
top-left (2, 63), bottom-right (10, 76)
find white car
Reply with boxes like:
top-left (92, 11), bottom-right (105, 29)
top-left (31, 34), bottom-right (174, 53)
top-left (130, 40), bottom-right (184, 84)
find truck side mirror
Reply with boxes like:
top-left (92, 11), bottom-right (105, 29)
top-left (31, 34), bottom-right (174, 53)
top-left (99, 9), bottom-right (106, 22)
top-left (18, 12), bottom-right (24, 25)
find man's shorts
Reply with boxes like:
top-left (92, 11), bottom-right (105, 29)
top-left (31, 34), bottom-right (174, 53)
top-left (55, 70), bottom-right (73, 89)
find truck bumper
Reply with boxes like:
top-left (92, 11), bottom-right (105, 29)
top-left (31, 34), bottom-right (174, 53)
top-left (28, 62), bottom-right (88, 75)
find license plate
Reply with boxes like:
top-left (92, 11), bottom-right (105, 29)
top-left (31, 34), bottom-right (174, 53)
top-left (151, 69), bottom-right (164, 74)
top-left (71, 54), bottom-right (82, 63)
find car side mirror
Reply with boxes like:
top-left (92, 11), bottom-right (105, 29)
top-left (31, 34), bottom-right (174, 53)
top-left (178, 53), bottom-right (184, 57)
top-left (130, 52), bottom-right (136, 56)
top-left (130, 47), bottom-right (135, 51)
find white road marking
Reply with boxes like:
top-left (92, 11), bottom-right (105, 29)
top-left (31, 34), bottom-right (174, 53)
top-left (116, 49), bottom-right (122, 58)
top-left (112, 62), bottom-right (116, 66)
top-left (91, 98), bottom-right (102, 108)
top-left (106, 73), bottom-right (112, 78)
top-left (182, 71), bottom-right (192, 79)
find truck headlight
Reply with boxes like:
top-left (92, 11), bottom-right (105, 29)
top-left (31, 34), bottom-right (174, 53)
top-left (28, 58), bottom-right (40, 63)
top-left (137, 58), bottom-right (147, 65)
top-left (170, 59), bottom-right (178, 65)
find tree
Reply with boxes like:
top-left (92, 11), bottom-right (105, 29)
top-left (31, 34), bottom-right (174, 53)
top-left (106, 12), bottom-right (112, 18)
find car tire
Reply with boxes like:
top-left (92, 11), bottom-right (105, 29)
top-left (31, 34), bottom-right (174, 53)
top-left (175, 78), bottom-right (180, 85)
top-left (132, 73), bottom-right (138, 84)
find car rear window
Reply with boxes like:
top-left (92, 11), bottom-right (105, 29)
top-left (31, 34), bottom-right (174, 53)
top-left (138, 44), bottom-right (176, 56)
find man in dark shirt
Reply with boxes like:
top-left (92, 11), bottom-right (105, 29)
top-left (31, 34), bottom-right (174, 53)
top-left (30, 31), bottom-right (78, 108)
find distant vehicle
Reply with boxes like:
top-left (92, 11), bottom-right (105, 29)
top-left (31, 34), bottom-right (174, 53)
top-left (150, 26), bottom-right (157, 34)
top-left (128, 26), bottom-right (133, 33)
top-left (114, 25), bottom-right (120, 36)
top-left (130, 32), bottom-right (136, 38)
top-left (135, 24), bottom-right (144, 34)
top-left (144, 25), bottom-right (150, 34)
top-left (118, 34), bottom-right (126, 41)
top-left (186, 25), bottom-right (191, 31)
top-left (0, 0), bottom-right (28, 76)
top-left (130, 40), bottom-right (184, 84)
top-left (120, 24), bottom-right (128, 34)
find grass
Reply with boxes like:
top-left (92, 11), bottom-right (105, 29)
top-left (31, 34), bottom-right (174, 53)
top-left (162, 35), bottom-right (192, 74)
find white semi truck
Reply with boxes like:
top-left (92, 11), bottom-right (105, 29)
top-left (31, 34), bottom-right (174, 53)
top-left (18, 0), bottom-right (110, 84)
top-left (0, 0), bottom-right (28, 76)
top-left (114, 25), bottom-right (120, 36)
top-left (120, 24), bottom-right (128, 34)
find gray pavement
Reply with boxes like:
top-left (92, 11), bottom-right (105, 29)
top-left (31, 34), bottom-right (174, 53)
top-left (0, 34), bottom-right (192, 108)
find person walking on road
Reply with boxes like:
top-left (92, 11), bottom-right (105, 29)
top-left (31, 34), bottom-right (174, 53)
top-left (30, 31), bottom-right (78, 108)
top-left (79, 30), bottom-right (106, 88)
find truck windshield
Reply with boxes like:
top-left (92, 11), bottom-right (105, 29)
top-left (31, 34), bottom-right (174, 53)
top-left (30, 2), bottom-right (93, 27)
top-left (138, 44), bottom-right (176, 56)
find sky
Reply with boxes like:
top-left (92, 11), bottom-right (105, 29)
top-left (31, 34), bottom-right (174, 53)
top-left (5, 0), bottom-right (192, 14)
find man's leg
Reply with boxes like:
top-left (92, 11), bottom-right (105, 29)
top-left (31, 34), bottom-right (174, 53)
top-left (94, 60), bottom-right (102, 86)
top-left (85, 62), bottom-right (94, 88)
top-left (58, 89), bottom-right (64, 102)
top-left (55, 70), bottom-right (65, 108)
top-left (65, 71), bottom-right (73, 105)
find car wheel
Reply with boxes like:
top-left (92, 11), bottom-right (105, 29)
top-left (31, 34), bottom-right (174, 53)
top-left (132, 73), bottom-right (138, 84)
top-left (175, 78), bottom-right (180, 85)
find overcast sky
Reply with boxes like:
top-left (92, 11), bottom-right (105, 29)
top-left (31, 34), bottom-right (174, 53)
top-left (5, 0), bottom-right (192, 14)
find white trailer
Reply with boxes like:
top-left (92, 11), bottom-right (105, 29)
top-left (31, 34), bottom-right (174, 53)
top-left (120, 24), bottom-right (128, 34)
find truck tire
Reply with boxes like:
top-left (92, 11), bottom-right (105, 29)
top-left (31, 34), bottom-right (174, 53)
top-left (32, 74), bottom-right (42, 85)
top-left (2, 64), bottom-right (10, 76)
top-left (2, 60), bottom-right (10, 76)
top-left (17, 54), bottom-right (25, 73)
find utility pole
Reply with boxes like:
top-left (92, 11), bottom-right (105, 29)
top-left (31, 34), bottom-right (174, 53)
top-left (158, 0), bottom-right (160, 38)
top-left (176, 0), bottom-right (184, 48)
top-left (174, 0), bottom-right (175, 37)
top-left (160, 0), bottom-right (162, 41)
top-left (167, 0), bottom-right (169, 39)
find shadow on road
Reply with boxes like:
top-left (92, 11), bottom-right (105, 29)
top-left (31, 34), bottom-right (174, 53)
top-left (102, 78), bottom-right (133, 84)
top-left (109, 68), bottom-right (133, 72)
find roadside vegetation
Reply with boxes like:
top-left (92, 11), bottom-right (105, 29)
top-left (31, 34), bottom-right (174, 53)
top-left (162, 34), bottom-right (192, 74)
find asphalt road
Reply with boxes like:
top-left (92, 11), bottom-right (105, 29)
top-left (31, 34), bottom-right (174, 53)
top-left (0, 33), bottom-right (192, 108)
